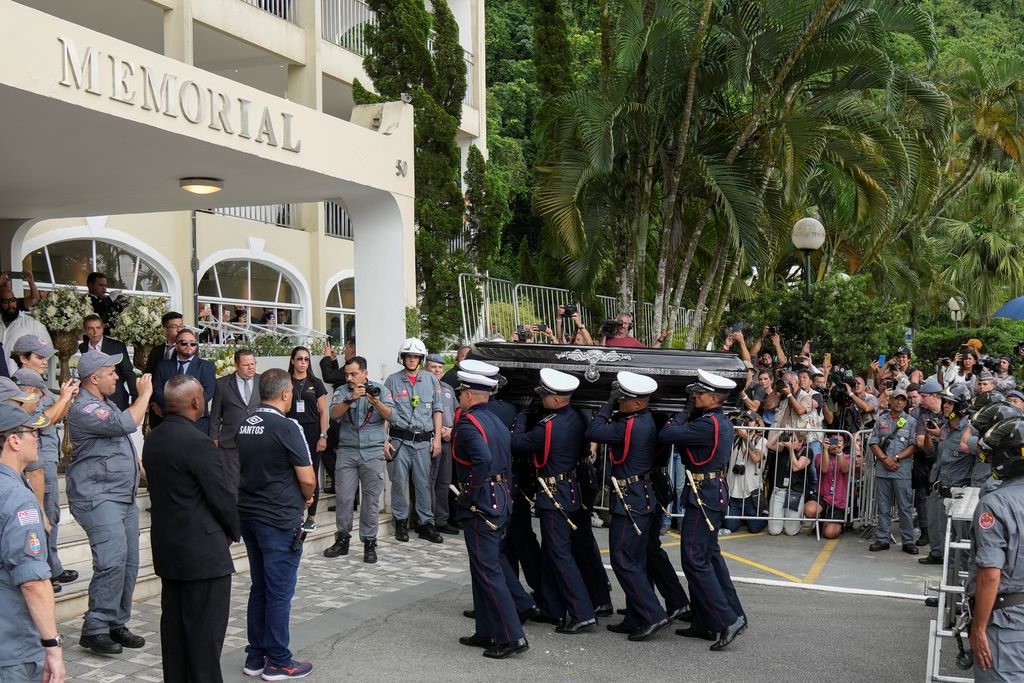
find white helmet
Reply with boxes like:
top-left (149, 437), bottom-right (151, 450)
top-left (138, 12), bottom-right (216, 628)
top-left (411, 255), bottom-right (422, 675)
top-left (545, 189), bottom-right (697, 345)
top-left (397, 337), bottom-right (428, 363)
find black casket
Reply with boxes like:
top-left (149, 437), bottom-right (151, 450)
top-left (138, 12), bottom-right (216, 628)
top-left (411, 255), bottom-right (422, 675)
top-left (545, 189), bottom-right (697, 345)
top-left (467, 342), bottom-right (747, 414)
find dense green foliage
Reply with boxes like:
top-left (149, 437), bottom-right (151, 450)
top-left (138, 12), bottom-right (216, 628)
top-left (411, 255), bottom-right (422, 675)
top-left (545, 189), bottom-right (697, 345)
top-left (912, 319), bottom-right (1024, 366)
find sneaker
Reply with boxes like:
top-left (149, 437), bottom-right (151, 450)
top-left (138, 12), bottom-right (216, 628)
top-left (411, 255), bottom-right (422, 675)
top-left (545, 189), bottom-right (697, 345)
top-left (718, 528), bottom-right (732, 537)
top-left (301, 518), bottom-right (317, 532)
top-left (243, 652), bottom-right (266, 677)
top-left (261, 660), bottom-right (313, 680)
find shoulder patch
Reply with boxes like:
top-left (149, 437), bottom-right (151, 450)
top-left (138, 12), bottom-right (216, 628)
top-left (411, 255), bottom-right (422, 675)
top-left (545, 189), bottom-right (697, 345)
top-left (26, 531), bottom-right (42, 556)
top-left (979, 512), bottom-right (996, 530)
top-left (94, 407), bottom-right (110, 421)
top-left (82, 402), bottom-right (101, 414)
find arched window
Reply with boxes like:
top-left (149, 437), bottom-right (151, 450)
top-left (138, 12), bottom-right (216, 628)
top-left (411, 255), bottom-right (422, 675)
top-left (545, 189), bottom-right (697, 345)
top-left (22, 239), bottom-right (170, 298)
top-left (198, 259), bottom-right (302, 329)
top-left (325, 277), bottom-right (355, 344)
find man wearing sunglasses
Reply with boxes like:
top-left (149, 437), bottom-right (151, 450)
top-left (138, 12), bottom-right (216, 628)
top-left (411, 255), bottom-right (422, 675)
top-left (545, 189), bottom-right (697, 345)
top-left (152, 330), bottom-right (216, 434)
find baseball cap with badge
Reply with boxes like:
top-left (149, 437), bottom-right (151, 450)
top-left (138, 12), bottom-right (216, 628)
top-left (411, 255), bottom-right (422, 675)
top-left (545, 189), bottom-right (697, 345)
top-left (10, 334), bottom-right (55, 360)
top-left (0, 377), bottom-right (38, 404)
top-left (890, 387), bottom-right (909, 401)
top-left (77, 350), bottom-right (123, 379)
top-left (11, 368), bottom-right (50, 394)
top-left (0, 401), bottom-right (50, 433)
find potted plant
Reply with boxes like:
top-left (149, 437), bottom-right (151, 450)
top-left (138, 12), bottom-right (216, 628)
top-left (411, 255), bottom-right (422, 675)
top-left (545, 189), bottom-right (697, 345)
top-left (33, 287), bottom-right (93, 382)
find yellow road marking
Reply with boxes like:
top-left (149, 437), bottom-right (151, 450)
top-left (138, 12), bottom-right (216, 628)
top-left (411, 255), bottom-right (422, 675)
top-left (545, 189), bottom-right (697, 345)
top-left (720, 551), bottom-right (804, 583)
top-left (802, 538), bottom-right (838, 584)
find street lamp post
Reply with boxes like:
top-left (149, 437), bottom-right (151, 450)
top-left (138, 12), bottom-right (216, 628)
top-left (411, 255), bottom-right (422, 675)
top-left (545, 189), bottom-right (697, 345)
top-left (948, 297), bottom-right (964, 332)
top-left (792, 217), bottom-right (826, 295)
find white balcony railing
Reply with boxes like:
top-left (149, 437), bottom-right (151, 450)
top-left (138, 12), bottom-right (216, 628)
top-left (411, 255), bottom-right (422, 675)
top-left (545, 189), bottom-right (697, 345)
top-left (239, 0), bottom-right (298, 23)
top-left (321, 0), bottom-right (376, 56)
top-left (322, 0), bottom-right (475, 106)
top-left (207, 204), bottom-right (301, 229)
top-left (325, 201), bottom-right (354, 239)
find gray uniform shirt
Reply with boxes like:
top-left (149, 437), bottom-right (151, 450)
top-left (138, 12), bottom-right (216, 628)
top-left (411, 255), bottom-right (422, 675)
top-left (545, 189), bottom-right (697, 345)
top-left (0, 465), bottom-right (49, 667)
top-left (932, 418), bottom-right (973, 487)
top-left (968, 477), bottom-right (1024, 630)
top-left (332, 380), bottom-right (394, 457)
top-left (384, 370), bottom-right (442, 434)
top-left (32, 394), bottom-right (58, 466)
top-left (66, 391), bottom-right (140, 505)
top-left (868, 410), bottom-right (917, 480)
top-left (438, 381), bottom-right (456, 429)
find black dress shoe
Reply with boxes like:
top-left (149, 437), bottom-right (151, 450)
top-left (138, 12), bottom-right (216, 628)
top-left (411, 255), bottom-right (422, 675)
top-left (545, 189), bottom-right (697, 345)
top-left (667, 606), bottom-right (691, 622)
top-left (417, 523), bottom-right (444, 543)
top-left (710, 617), bottom-right (745, 651)
top-left (517, 606), bottom-right (540, 624)
top-left (437, 523), bottom-right (460, 535)
top-left (555, 618), bottom-right (596, 634)
top-left (463, 609), bottom-right (476, 619)
top-left (868, 541), bottom-right (890, 552)
top-left (628, 618), bottom-right (669, 642)
top-left (109, 626), bottom-right (145, 648)
top-left (916, 533), bottom-right (930, 547)
top-left (606, 621), bottom-right (633, 634)
top-left (52, 570), bottom-right (79, 584)
top-left (919, 554), bottom-right (943, 565)
top-left (615, 607), bottom-right (628, 616)
top-left (594, 603), bottom-right (614, 617)
top-left (79, 633), bottom-right (123, 655)
top-left (902, 544), bottom-right (920, 555)
top-left (925, 596), bottom-right (939, 608)
top-left (459, 633), bottom-right (495, 648)
top-left (483, 637), bottom-right (529, 659)
top-left (676, 626), bottom-right (716, 640)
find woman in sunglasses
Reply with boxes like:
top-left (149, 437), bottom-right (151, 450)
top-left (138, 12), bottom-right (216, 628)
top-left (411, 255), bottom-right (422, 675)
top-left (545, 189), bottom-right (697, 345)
top-left (287, 346), bottom-right (329, 533)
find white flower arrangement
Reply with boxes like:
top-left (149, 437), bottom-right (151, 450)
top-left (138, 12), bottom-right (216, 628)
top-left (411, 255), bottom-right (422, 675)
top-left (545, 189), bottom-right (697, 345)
top-left (34, 287), bottom-right (93, 333)
top-left (112, 296), bottom-right (169, 346)
top-left (201, 346), bottom-right (238, 378)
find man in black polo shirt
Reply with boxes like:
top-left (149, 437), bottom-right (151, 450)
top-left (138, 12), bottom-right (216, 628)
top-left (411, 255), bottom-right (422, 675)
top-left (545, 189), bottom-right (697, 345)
top-left (237, 369), bottom-right (316, 680)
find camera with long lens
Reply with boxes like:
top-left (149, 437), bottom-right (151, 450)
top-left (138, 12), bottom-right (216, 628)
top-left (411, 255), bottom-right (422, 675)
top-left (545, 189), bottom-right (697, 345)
top-left (829, 373), bottom-right (856, 407)
top-left (562, 304), bottom-right (577, 318)
top-left (980, 355), bottom-right (999, 371)
top-left (365, 384), bottom-right (381, 398)
top-left (732, 463), bottom-right (746, 475)
top-left (599, 318), bottom-right (623, 338)
top-left (773, 379), bottom-right (788, 392)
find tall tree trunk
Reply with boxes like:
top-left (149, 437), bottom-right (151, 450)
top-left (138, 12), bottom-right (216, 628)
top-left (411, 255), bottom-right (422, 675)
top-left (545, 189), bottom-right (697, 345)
top-left (652, 191), bottom-right (686, 337)
top-left (667, 198), bottom-right (715, 328)
top-left (701, 250), bottom-right (741, 349)
top-left (631, 141), bottom-right (657, 338)
top-left (684, 236), bottom-right (727, 348)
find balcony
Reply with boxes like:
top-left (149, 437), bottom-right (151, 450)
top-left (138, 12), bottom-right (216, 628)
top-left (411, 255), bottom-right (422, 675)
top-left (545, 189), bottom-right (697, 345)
top-left (325, 201), bottom-right (353, 239)
top-left (205, 204), bottom-right (301, 228)
top-left (321, 0), bottom-right (476, 106)
top-left (239, 0), bottom-right (298, 23)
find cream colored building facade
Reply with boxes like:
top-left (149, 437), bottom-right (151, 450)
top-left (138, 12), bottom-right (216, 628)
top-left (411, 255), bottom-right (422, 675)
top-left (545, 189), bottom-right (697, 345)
top-left (1, 0), bottom-right (486, 378)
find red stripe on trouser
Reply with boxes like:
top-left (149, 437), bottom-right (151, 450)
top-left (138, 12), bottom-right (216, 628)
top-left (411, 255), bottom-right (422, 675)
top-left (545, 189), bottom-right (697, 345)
top-left (473, 517), bottom-right (512, 642)
top-left (683, 514), bottom-right (728, 630)
top-left (614, 517), bottom-right (656, 625)
top-left (543, 512), bottom-right (583, 620)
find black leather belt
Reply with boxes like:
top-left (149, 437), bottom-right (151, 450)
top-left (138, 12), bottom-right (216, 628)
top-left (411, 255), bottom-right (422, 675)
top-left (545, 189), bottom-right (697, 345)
top-left (621, 473), bottom-right (648, 485)
top-left (488, 474), bottom-right (506, 483)
top-left (690, 470), bottom-right (725, 482)
top-left (656, 467), bottom-right (669, 475)
top-left (539, 472), bottom-right (576, 485)
top-left (996, 593), bottom-right (1024, 610)
top-left (390, 428), bottom-right (435, 443)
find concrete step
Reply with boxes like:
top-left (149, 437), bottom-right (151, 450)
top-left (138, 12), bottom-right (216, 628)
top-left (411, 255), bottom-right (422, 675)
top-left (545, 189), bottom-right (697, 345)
top-left (53, 492), bottom-right (389, 622)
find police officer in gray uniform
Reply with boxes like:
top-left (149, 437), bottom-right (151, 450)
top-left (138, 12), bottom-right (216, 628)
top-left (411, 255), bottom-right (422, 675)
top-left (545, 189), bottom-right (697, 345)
top-left (12, 365), bottom-right (79, 590)
top-left (867, 388), bottom-right (918, 553)
top-left (0, 402), bottom-right (65, 682)
top-left (919, 385), bottom-right (974, 565)
top-left (968, 415), bottom-right (1024, 681)
top-left (66, 350), bottom-right (153, 655)
top-left (426, 353), bottom-right (460, 535)
top-left (384, 338), bottom-right (444, 543)
top-left (323, 355), bottom-right (394, 563)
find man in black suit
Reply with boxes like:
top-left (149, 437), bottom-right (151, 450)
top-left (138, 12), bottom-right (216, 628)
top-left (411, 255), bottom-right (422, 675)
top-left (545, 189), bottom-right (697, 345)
top-left (143, 374), bottom-right (239, 683)
top-left (145, 311), bottom-right (185, 430)
top-left (80, 314), bottom-right (137, 411)
top-left (209, 348), bottom-right (260, 494)
top-left (152, 329), bottom-right (216, 435)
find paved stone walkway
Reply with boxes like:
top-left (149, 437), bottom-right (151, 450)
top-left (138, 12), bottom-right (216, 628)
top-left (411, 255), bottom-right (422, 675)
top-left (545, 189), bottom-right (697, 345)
top-left (61, 535), bottom-right (470, 682)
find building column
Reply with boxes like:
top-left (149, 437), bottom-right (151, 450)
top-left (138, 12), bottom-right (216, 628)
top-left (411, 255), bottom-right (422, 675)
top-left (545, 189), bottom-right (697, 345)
top-left (162, 0), bottom-right (194, 64)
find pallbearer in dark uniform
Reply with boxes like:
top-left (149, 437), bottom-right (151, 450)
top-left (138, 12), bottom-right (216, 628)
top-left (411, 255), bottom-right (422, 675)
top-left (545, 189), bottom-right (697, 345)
top-left (570, 438), bottom-right (614, 615)
top-left (453, 371), bottom-right (529, 659)
top-left (512, 369), bottom-right (597, 634)
top-left (660, 369), bottom-right (747, 651)
top-left (646, 440), bottom-right (691, 621)
top-left (585, 371), bottom-right (669, 642)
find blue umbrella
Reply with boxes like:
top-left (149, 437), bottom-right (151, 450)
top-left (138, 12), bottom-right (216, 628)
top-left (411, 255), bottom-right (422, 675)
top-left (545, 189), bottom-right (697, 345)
top-left (993, 296), bottom-right (1024, 320)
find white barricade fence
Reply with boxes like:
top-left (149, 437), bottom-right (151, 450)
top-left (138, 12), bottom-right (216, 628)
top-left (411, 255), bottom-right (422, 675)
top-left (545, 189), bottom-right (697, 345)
top-left (588, 426), bottom-right (876, 538)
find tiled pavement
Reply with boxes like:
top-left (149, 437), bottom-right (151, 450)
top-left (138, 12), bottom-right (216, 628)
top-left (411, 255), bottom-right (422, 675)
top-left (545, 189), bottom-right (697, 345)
top-left (61, 535), bottom-right (471, 682)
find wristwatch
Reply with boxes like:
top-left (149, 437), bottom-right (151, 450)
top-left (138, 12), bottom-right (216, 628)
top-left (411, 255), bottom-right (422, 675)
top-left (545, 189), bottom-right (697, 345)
top-left (319, 433), bottom-right (328, 439)
top-left (40, 633), bottom-right (63, 648)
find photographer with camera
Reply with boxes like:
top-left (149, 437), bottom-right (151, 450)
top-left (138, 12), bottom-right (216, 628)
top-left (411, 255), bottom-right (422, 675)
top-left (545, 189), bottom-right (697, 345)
top-left (600, 313), bottom-right (667, 348)
top-left (805, 434), bottom-right (857, 539)
top-left (843, 376), bottom-right (877, 429)
top-left (323, 356), bottom-right (394, 563)
top-left (722, 412), bottom-right (768, 535)
top-left (995, 355), bottom-right (1017, 392)
top-left (750, 327), bottom-right (788, 371)
top-left (943, 345), bottom-right (980, 391)
top-left (876, 347), bottom-right (911, 391)
top-left (554, 305), bottom-right (593, 345)
top-left (764, 431), bottom-right (812, 536)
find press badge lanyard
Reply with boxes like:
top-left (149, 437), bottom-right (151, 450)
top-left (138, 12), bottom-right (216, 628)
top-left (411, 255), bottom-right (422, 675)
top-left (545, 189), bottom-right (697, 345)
top-left (295, 379), bottom-right (309, 413)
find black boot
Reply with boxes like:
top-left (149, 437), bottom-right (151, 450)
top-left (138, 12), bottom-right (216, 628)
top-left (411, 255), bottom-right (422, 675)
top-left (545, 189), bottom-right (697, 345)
top-left (417, 522), bottom-right (443, 543)
top-left (364, 539), bottom-right (377, 564)
top-left (395, 519), bottom-right (409, 542)
top-left (323, 533), bottom-right (350, 558)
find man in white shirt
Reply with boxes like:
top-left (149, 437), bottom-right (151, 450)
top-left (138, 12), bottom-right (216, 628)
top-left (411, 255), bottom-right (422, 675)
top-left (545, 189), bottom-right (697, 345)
top-left (0, 287), bottom-right (50, 375)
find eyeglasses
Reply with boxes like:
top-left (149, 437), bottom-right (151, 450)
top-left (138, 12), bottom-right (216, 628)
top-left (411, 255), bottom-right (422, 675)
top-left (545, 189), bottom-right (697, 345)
top-left (294, 357), bottom-right (310, 362)
top-left (165, 323), bottom-right (184, 330)
top-left (177, 341), bottom-right (198, 347)
top-left (0, 298), bottom-right (17, 304)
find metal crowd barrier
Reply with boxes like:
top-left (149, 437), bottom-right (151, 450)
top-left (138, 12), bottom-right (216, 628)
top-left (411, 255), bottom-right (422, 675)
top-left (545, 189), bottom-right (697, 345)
top-left (589, 426), bottom-right (877, 539)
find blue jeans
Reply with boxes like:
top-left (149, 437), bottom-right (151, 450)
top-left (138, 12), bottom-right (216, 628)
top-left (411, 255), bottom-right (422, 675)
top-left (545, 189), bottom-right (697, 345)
top-left (723, 494), bottom-right (768, 533)
top-left (241, 519), bottom-right (303, 666)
